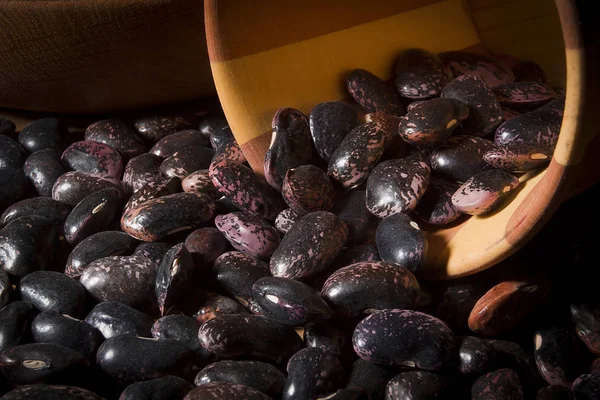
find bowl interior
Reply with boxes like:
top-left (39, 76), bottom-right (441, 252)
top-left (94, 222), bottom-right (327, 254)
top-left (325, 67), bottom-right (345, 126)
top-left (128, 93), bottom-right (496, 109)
top-left (205, 0), bottom-right (569, 279)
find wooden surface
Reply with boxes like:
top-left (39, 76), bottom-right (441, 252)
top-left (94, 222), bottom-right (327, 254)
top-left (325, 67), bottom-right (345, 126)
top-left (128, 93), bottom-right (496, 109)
top-left (205, 0), bottom-right (598, 279)
top-left (0, 0), bottom-right (214, 113)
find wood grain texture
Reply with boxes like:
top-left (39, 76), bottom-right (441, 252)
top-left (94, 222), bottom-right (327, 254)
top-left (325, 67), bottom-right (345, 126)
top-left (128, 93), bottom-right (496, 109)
top-left (0, 0), bottom-right (214, 113)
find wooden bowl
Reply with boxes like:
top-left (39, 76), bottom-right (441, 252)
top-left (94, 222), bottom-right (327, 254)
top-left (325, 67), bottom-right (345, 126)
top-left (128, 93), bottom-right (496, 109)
top-left (0, 0), bottom-right (214, 113)
top-left (205, 0), bottom-right (600, 279)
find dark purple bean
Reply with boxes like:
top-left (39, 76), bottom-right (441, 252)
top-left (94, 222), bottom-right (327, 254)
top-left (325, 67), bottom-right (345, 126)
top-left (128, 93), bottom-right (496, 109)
top-left (155, 243), bottom-right (196, 315)
top-left (398, 98), bottom-right (465, 146)
top-left (534, 326), bottom-right (575, 386)
top-left (150, 130), bottom-right (209, 158)
top-left (122, 153), bottom-right (162, 194)
top-left (264, 108), bottom-right (313, 191)
top-left (65, 231), bottom-right (137, 279)
top-left (192, 291), bottom-right (249, 324)
top-left (494, 82), bottom-right (555, 109)
top-left (210, 159), bottom-right (285, 220)
top-left (441, 75), bottom-right (503, 135)
top-left (123, 176), bottom-right (181, 215)
top-left (487, 339), bottom-right (534, 378)
top-left (283, 347), bottom-right (344, 400)
top-left (270, 211), bottom-right (347, 280)
top-left (512, 61), bottom-right (547, 83)
top-left (85, 119), bottom-right (146, 158)
top-left (309, 101), bottom-right (360, 161)
top-left (414, 178), bottom-right (462, 225)
top-left (0, 118), bottom-right (16, 136)
top-left (0, 135), bottom-right (27, 169)
top-left (212, 139), bottom-right (247, 166)
top-left (536, 385), bottom-right (575, 400)
top-left (195, 360), bottom-right (285, 399)
top-left (572, 371), bottom-right (600, 400)
top-left (121, 192), bottom-right (214, 242)
top-left (376, 213), bottom-right (427, 273)
top-left (213, 251), bottom-right (270, 312)
top-left (160, 146), bottom-right (215, 179)
top-left (0, 215), bottom-right (59, 278)
top-left (385, 371), bottom-right (452, 400)
top-left (31, 311), bottom-right (103, 358)
top-left (182, 169), bottom-right (220, 199)
top-left (0, 167), bottom-right (28, 211)
top-left (18, 118), bottom-right (67, 154)
top-left (121, 376), bottom-right (194, 400)
top-left (352, 309), bottom-right (454, 369)
top-left (347, 358), bottom-right (398, 400)
top-left (198, 314), bottom-right (304, 366)
top-left (184, 227), bottom-right (229, 266)
top-left (215, 212), bottom-right (280, 260)
top-left (333, 190), bottom-right (379, 246)
top-left (322, 261), bottom-right (420, 317)
top-left (97, 335), bottom-right (194, 383)
top-left (282, 165), bottom-right (334, 213)
top-left (451, 169), bottom-right (520, 215)
top-left (1, 384), bottom-right (105, 400)
top-left (503, 106), bottom-right (522, 121)
top-left (1, 197), bottom-right (71, 227)
top-left (52, 171), bottom-right (124, 207)
top-left (61, 140), bottom-right (124, 179)
top-left (19, 271), bottom-right (86, 318)
top-left (22, 149), bottom-right (66, 197)
top-left (484, 142), bottom-right (552, 173)
top-left (199, 117), bottom-right (231, 149)
top-left (134, 114), bottom-right (196, 142)
top-left (252, 276), bottom-right (332, 326)
top-left (495, 105), bottom-right (564, 149)
top-left (366, 159), bottom-right (430, 218)
top-left (85, 301), bottom-right (153, 339)
top-left (0, 343), bottom-right (89, 385)
top-left (274, 208), bottom-right (302, 235)
top-left (80, 255), bottom-right (157, 310)
top-left (0, 301), bottom-right (36, 353)
top-left (185, 382), bottom-right (272, 400)
top-left (458, 336), bottom-right (496, 375)
top-left (430, 135), bottom-right (496, 183)
top-left (346, 69), bottom-right (404, 115)
top-left (64, 187), bottom-right (123, 245)
top-left (395, 48), bottom-right (447, 99)
top-left (439, 51), bottom-right (515, 87)
top-left (152, 315), bottom-right (207, 366)
top-left (328, 122), bottom-right (386, 189)
top-left (471, 368), bottom-right (524, 400)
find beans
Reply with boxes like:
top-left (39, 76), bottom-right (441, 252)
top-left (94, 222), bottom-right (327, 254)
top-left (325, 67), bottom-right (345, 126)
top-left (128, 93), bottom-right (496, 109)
top-left (352, 309), bottom-right (455, 369)
top-left (328, 122), bottom-right (387, 189)
top-left (264, 108), bottom-right (313, 191)
top-left (85, 119), bottom-right (146, 158)
top-left (197, 314), bottom-right (304, 366)
top-left (0, 47), bottom-right (572, 398)
top-left (310, 101), bottom-right (360, 161)
top-left (270, 211), bottom-right (347, 279)
top-left (121, 376), bottom-right (193, 400)
top-left (19, 271), bottom-right (86, 318)
top-left (194, 360), bottom-right (285, 399)
top-left (571, 303), bottom-right (600, 355)
top-left (84, 301), bottom-right (153, 339)
top-left (0, 343), bottom-right (89, 385)
top-left (18, 118), bottom-right (67, 154)
top-left (96, 335), bottom-right (194, 383)
top-left (321, 261), bottom-right (420, 317)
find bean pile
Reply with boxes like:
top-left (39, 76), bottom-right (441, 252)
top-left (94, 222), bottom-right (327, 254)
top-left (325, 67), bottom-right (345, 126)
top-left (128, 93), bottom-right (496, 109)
top-left (0, 47), bottom-right (596, 400)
